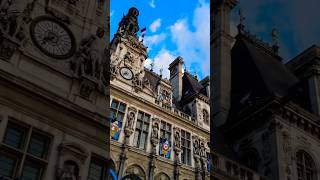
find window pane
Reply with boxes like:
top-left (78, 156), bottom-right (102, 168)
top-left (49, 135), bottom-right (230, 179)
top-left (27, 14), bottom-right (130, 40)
top-left (166, 124), bottom-right (171, 131)
top-left (137, 113), bottom-right (143, 120)
top-left (88, 160), bottom-right (104, 180)
top-left (111, 100), bottom-right (118, 109)
top-left (136, 121), bottom-right (142, 129)
top-left (117, 113), bottom-right (124, 122)
top-left (143, 115), bottom-right (150, 122)
top-left (21, 162), bottom-right (43, 180)
top-left (161, 122), bottom-right (165, 130)
top-left (143, 123), bottom-right (148, 131)
top-left (27, 132), bottom-right (50, 159)
top-left (4, 123), bottom-right (27, 149)
top-left (109, 111), bottom-right (116, 121)
top-left (119, 103), bottom-right (126, 112)
top-left (0, 154), bottom-right (17, 178)
top-left (139, 133), bottom-right (146, 149)
top-left (133, 131), bottom-right (140, 147)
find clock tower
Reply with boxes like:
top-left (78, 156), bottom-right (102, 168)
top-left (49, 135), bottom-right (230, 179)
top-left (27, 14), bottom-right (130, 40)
top-left (110, 7), bottom-right (148, 92)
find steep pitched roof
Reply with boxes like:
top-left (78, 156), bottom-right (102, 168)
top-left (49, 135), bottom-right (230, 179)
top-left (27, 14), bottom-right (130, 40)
top-left (181, 72), bottom-right (208, 104)
top-left (228, 34), bottom-right (299, 119)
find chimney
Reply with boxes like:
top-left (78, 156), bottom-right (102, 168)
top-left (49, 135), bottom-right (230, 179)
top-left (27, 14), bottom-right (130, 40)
top-left (211, 0), bottom-right (238, 127)
top-left (169, 56), bottom-right (184, 102)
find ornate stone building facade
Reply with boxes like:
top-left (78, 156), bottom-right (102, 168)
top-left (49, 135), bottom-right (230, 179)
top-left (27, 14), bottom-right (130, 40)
top-left (0, 0), bottom-right (110, 179)
top-left (212, 1), bottom-right (320, 180)
top-left (109, 7), bottom-right (211, 180)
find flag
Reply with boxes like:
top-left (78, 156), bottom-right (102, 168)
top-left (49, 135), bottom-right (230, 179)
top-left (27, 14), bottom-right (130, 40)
top-left (140, 27), bottom-right (147, 42)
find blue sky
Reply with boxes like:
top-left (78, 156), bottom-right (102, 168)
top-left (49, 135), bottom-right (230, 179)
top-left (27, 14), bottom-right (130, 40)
top-left (230, 0), bottom-right (320, 63)
top-left (110, 0), bottom-right (210, 80)
top-left (110, 0), bottom-right (320, 79)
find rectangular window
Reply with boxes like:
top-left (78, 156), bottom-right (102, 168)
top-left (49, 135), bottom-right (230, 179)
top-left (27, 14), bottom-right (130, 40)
top-left (1, 119), bottom-right (51, 179)
top-left (109, 99), bottom-right (127, 141)
top-left (88, 156), bottom-right (107, 180)
top-left (159, 121), bottom-right (171, 158)
top-left (133, 111), bottom-right (150, 149)
top-left (181, 130), bottom-right (191, 165)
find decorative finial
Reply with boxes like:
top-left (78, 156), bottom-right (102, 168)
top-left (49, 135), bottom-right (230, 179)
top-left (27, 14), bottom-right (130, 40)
top-left (194, 69), bottom-right (198, 80)
top-left (237, 8), bottom-right (245, 33)
top-left (150, 61), bottom-right (154, 72)
top-left (271, 28), bottom-right (279, 54)
top-left (160, 68), bottom-right (163, 77)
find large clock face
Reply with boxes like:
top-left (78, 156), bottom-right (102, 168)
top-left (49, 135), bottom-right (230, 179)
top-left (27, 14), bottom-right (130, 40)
top-left (30, 17), bottom-right (75, 59)
top-left (120, 67), bottom-right (133, 80)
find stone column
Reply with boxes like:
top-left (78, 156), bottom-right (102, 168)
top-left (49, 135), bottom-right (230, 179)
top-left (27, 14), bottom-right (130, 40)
top-left (117, 143), bottom-right (127, 180)
top-left (117, 109), bottom-right (135, 180)
top-left (173, 127), bottom-right (182, 180)
top-left (211, 0), bottom-right (238, 127)
top-left (194, 155), bottom-right (202, 180)
top-left (173, 147), bottom-right (181, 180)
top-left (149, 138), bottom-right (159, 180)
top-left (148, 118), bottom-right (160, 180)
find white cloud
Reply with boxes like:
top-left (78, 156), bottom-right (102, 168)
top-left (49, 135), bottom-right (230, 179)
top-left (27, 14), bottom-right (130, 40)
top-left (149, 0), bottom-right (155, 8)
top-left (143, 33), bottom-right (166, 50)
top-left (149, 18), bottom-right (162, 33)
top-left (168, 0), bottom-right (210, 77)
top-left (144, 49), bottom-right (176, 79)
top-left (110, 10), bottom-right (115, 17)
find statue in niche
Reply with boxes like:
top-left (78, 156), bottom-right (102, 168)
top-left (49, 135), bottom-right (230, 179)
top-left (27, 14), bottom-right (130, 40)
top-left (58, 161), bottom-right (79, 180)
top-left (125, 111), bottom-right (135, 130)
top-left (72, 27), bottom-right (106, 81)
top-left (151, 121), bottom-right (159, 139)
top-left (193, 136), bottom-right (200, 155)
top-left (174, 130), bottom-right (181, 149)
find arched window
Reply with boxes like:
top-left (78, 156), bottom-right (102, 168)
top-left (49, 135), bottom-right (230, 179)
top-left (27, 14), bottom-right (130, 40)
top-left (155, 172), bottom-right (170, 180)
top-left (296, 150), bottom-right (316, 180)
top-left (203, 109), bottom-right (209, 125)
top-left (123, 165), bottom-right (146, 180)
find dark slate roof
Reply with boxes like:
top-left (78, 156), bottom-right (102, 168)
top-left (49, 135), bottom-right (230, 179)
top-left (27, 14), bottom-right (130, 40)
top-left (143, 68), bottom-right (161, 92)
top-left (227, 34), bottom-right (299, 120)
top-left (232, 34), bottom-right (298, 97)
top-left (243, 39), bottom-right (298, 97)
top-left (181, 72), bottom-right (208, 104)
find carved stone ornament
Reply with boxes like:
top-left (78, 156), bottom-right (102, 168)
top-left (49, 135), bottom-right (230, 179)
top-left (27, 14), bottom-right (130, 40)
top-left (0, 0), bottom-right (36, 45)
top-left (79, 78), bottom-right (95, 99)
top-left (0, 32), bottom-right (18, 61)
top-left (56, 142), bottom-right (88, 180)
top-left (71, 27), bottom-right (108, 95)
top-left (132, 70), bottom-right (144, 92)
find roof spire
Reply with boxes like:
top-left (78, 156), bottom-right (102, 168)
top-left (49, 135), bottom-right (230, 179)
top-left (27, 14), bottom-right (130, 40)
top-left (237, 8), bottom-right (245, 34)
top-left (150, 61), bottom-right (154, 72)
top-left (160, 68), bottom-right (163, 77)
top-left (271, 28), bottom-right (279, 55)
